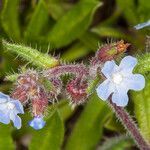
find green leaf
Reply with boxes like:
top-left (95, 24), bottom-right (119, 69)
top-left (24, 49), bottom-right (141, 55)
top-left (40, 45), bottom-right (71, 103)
top-left (44, 0), bottom-right (65, 20)
top-left (48, 100), bottom-right (73, 121)
top-left (62, 43), bottom-right (90, 61)
top-left (25, 0), bottom-right (49, 40)
top-left (116, 0), bottom-right (138, 24)
top-left (2, 40), bottom-right (59, 68)
top-left (1, 0), bottom-right (20, 40)
top-left (104, 114), bottom-right (124, 132)
top-left (132, 78), bottom-right (150, 141)
top-left (47, 1), bottom-right (102, 48)
top-left (79, 31), bottom-right (100, 51)
top-left (29, 111), bottom-right (64, 150)
top-left (137, 0), bottom-right (150, 22)
top-left (98, 135), bottom-right (133, 150)
top-left (65, 93), bottom-right (111, 150)
top-left (91, 26), bottom-right (126, 39)
top-left (0, 125), bottom-right (15, 150)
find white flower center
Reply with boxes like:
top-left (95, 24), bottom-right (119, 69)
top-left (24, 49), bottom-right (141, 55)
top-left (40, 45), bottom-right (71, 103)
top-left (7, 102), bottom-right (15, 110)
top-left (112, 73), bottom-right (123, 84)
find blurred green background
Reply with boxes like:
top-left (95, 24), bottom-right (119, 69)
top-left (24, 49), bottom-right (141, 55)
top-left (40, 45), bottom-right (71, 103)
top-left (0, 0), bottom-right (150, 149)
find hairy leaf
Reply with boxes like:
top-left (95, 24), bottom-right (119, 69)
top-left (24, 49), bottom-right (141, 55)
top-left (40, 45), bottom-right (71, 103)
top-left (2, 40), bottom-right (59, 68)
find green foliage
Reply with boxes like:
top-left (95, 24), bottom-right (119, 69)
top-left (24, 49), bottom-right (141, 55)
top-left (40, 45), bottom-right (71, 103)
top-left (1, 0), bottom-right (20, 40)
top-left (0, 125), bottom-right (14, 150)
top-left (25, 0), bottom-right (49, 40)
top-left (132, 78), bottom-right (150, 141)
top-left (47, 1), bottom-right (102, 48)
top-left (135, 53), bottom-right (150, 74)
top-left (65, 93), bottom-right (111, 150)
top-left (29, 111), bottom-right (64, 150)
top-left (98, 135), bottom-right (133, 150)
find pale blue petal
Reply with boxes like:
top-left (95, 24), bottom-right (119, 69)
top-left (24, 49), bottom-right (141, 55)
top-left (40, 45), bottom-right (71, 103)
top-left (0, 103), bottom-right (8, 112)
top-left (124, 74), bottom-right (145, 91)
top-left (0, 92), bottom-right (9, 103)
top-left (0, 111), bottom-right (10, 124)
top-left (96, 80), bottom-right (115, 101)
top-left (112, 88), bottom-right (129, 107)
top-left (101, 60), bottom-right (118, 78)
top-left (11, 100), bottom-right (24, 114)
top-left (13, 115), bottom-right (22, 129)
top-left (9, 112), bottom-right (22, 129)
top-left (120, 56), bottom-right (137, 74)
top-left (29, 116), bottom-right (46, 130)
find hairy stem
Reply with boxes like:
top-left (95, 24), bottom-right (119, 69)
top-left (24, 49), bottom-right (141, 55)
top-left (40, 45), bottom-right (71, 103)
top-left (109, 100), bottom-right (150, 150)
top-left (43, 64), bottom-right (89, 79)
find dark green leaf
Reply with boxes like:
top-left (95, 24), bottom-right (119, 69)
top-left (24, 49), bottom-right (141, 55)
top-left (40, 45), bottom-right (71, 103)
top-left (1, 0), bottom-right (20, 40)
top-left (47, 1), bottom-right (102, 48)
top-left (0, 125), bottom-right (14, 150)
top-left (25, 0), bottom-right (49, 40)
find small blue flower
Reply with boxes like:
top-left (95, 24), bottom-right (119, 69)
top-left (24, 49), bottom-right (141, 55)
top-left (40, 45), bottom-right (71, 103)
top-left (0, 92), bottom-right (24, 129)
top-left (29, 116), bottom-right (46, 130)
top-left (96, 56), bottom-right (145, 107)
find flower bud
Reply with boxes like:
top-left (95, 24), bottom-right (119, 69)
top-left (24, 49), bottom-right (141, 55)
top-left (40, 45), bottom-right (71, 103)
top-left (66, 78), bottom-right (88, 105)
top-left (28, 116), bottom-right (46, 130)
top-left (12, 70), bottom-right (39, 103)
top-left (32, 88), bottom-right (48, 116)
top-left (47, 78), bottom-right (62, 100)
top-left (96, 40), bottom-right (130, 62)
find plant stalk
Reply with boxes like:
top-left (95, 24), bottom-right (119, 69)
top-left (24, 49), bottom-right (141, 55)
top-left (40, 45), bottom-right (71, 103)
top-left (109, 100), bottom-right (150, 150)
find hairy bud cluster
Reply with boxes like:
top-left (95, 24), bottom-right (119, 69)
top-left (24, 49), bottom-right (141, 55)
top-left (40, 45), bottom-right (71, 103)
top-left (32, 88), bottom-right (48, 116)
top-left (12, 70), bottom-right (39, 103)
top-left (47, 77), bottom-right (62, 101)
top-left (11, 70), bottom-right (49, 117)
top-left (66, 78), bottom-right (88, 105)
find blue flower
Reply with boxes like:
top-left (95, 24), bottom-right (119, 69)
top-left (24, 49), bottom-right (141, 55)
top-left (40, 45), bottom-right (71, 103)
top-left (96, 56), bottom-right (145, 107)
top-left (0, 92), bottom-right (24, 129)
top-left (29, 116), bottom-right (46, 130)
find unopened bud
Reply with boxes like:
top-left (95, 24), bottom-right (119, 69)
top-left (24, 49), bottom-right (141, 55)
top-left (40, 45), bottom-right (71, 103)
top-left (96, 40), bottom-right (130, 62)
top-left (66, 78), bottom-right (88, 105)
top-left (32, 88), bottom-right (48, 116)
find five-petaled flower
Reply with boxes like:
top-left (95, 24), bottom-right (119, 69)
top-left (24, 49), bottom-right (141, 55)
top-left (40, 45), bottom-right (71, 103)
top-left (96, 56), bottom-right (145, 107)
top-left (29, 116), bottom-right (46, 130)
top-left (0, 92), bottom-right (24, 129)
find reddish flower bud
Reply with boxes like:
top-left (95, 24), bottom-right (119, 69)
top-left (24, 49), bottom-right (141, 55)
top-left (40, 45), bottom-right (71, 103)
top-left (12, 70), bottom-right (39, 103)
top-left (96, 40), bottom-right (130, 63)
top-left (66, 78), bottom-right (88, 105)
top-left (32, 88), bottom-right (48, 116)
top-left (12, 86), bottom-right (28, 103)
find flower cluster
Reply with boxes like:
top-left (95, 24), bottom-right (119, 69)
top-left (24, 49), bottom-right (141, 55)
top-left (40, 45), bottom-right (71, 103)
top-left (0, 40), bottom-right (146, 130)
